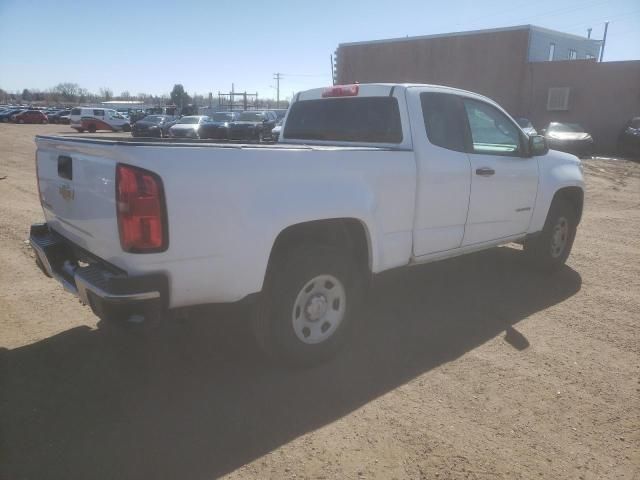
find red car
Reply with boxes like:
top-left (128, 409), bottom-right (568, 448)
top-left (12, 110), bottom-right (48, 124)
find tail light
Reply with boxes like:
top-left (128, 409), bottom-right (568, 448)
top-left (322, 84), bottom-right (359, 98)
top-left (116, 164), bottom-right (168, 253)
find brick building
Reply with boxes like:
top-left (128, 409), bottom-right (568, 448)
top-left (335, 25), bottom-right (640, 152)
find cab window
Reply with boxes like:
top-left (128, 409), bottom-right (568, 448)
top-left (93, 109), bottom-right (104, 116)
top-left (420, 92), bottom-right (467, 152)
top-left (463, 99), bottom-right (521, 155)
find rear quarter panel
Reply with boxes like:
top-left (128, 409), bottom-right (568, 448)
top-left (125, 145), bottom-right (417, 307)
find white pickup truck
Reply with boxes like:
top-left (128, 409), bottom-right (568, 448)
top-left (30, 83), bottom-right (584, 364)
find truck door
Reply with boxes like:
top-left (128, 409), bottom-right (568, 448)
top-left (460, 98), bottom-right (538, 246)
top-left (407, 88), bottom-right (472, 257)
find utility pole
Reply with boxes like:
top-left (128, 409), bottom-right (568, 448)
top-left (330, 54), bottom-right (335, 85)
top-left (587, 27), bottom-right (592, 39)
top-left (599, 21), bottom-right (609, 62)
top-left (273, 73), bottom-right (281, 107)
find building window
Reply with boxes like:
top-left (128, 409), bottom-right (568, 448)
top-left (548, 43), bottom-right (555, 61)
top-left (568, 49), bottom-right (577, 60)
top-left (586, 53), bottom-right (596, 60)
top-left (547, 87), bottom-right (570, 111)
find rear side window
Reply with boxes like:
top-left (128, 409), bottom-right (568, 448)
top-left (93, 109), bottom-right (104, 116)
top-left (284, 97), bottom-right (403, 143)
top-left (420, 92), bottom-right (467, 152)
top-left (71, 108), bottom-right (81, 115)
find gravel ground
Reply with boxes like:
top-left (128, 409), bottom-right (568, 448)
top-left (1, 124), bottom-right (638, 480)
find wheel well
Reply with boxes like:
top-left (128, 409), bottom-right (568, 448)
top-left (268, 219), bottom-right (371, 277)
top-left (553, 187), bottom-right (584, 224)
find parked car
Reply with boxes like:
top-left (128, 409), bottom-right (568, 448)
top-left (30, 83), bottom-right (585, 366)
top-left (12, 110), bottom-right (48, 124)
top-left (228, 110), bottom-right (277, 141)
top-left (131, 115), bottom-right (178, 138)
top-left (542, 122), bottom-right (594, 158)
top-left (271, 120), bottom-right (283, 141)
top-left (515, 117), bottom-right (537, 136)
top-left (617, 117), bottom-right (640, 159)
top-left (0, 108), bottom-right (24, 122)
top-left (48, 110), bottom-right (71, 124)
top-left (270, 109), bottom-right (288, 122)
top-left (198, 112), bottom-right (237, 140)
top-left (168, 115), bottom-right (209, 138)
top-left (69, 108), bottom-right (130, 133)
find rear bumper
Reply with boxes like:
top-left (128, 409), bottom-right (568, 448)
top-left (30, 223), bottom-right (167, 317)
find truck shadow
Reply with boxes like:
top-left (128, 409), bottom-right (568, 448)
top-left (1, 246), bottom-right (581, 480)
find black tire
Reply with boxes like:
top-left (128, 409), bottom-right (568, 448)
top-left (88, 124), bottom-right (96, 133)
top-left (524, 198), bottom-right (577, 272)
top-left (77, 128), bottom-right (85, 133)
top-left (122, 124), bottom-right (131, 132)
top-left (252, 244), bottom-right (364, 366)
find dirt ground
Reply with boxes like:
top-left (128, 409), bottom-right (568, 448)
top-left (0, 123), bottom-right (638, 480)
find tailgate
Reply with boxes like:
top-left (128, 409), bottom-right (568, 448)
top-left (35, 137), bottom-right (122, 259)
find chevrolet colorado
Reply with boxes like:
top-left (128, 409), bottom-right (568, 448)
top-left (30, 83), bottom-right (584, 364)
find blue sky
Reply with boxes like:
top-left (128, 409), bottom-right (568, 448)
top-left (0, 0), bottom-right (638, 100)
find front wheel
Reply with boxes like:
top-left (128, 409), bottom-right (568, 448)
top-left (524, 198), bottom-right (577, 272)
top-left (252, 245), bottom-right (364, 366)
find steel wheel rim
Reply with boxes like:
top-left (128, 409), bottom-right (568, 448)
top-left (550, 216), bottom-right (569, 258)
top-left (292, 274), bottom-right (346, 345)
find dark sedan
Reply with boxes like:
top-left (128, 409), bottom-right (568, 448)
top-left (131, 115), bottom-right (178, 138)
top-left (617, 117), bottom-right (640, 159)
top-left (0, 109), bottom-right (24, 122)
top-left (199, 112), bottom-right (237, 140)
top-left (228, 110), bottom-right (277, 142)
top-left (542, 122), bottom-right (595, 158)
top-left (48, 110), bottom-right (71, 124)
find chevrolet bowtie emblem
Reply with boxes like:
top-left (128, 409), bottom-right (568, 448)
top-left (59, 184), bottom-right (75, 201)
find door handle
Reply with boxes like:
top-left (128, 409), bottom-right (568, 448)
top-left (475, 167), bottom-right (495, 176)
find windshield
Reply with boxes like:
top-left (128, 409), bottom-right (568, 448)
top-left (238, 112), bottom-right (264, 122)
top-left (177, 116), bottom-right (202, 124)
top-left (210, 113), bottom-right (233, 122)
top-left (548, 123), bottom-right (585, 133)
top-left (142, 115), bottom-right (164, 123)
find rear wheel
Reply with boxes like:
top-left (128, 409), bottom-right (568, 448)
top-left (88, 124), bottom-right (96, 133)
top-left (252, 244), bottom-right (364, 366)
top-left (524, 198), bottom-right (577, 272)
top-left (122, 124), bottom-right (131, 132)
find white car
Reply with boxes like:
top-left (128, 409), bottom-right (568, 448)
top-left (31, 83), bottom-right (584, 365)
top-left (168, 115), bottom-right (209, 138)
top-left (69, 107), bottom-right (131, 133)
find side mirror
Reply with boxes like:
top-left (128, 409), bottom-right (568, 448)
top-left (529, 135), bottom-right (548, 156)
